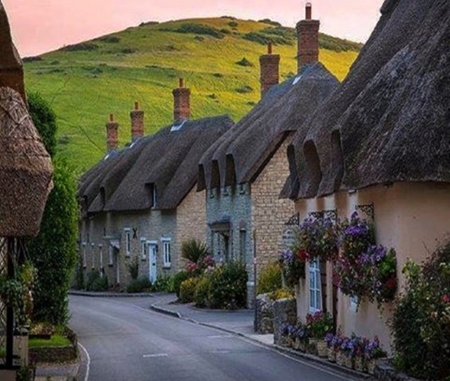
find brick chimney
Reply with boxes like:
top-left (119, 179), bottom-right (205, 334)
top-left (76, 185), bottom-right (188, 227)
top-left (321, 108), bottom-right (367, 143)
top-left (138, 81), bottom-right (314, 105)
top-left (172, 78), bottom-right (190, 123)
top-left (105, 113), bottom-right (119, 153)
top-left (130, 101), bottom-right (144, 142)
top-left (259, 42), bottom-right (280, 98)
top-left (296, 2), bottom-right (320, 73)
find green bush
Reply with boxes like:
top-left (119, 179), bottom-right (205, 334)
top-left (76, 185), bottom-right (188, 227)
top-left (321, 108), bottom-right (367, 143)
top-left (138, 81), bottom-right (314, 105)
top-left (181, 239), bottom-right (209, 263)
top-left (208, 261), bottom-right (248, 309)
top-left (194, 276), bottom-right (211, 307)
top-left (126, 256), bottom-right (139, 280)
top-left (126, 277), bottom-right (152, 293)
top-left (152, 275), bottom-right (174, 292)
top-left (163, 23), bottom-right (225, 39)
top-left (257, 262), bottom-right (282, 294)
top-left (391, 242), bottom-right (450, 380)
top-left (85, 271), bottom-right (108, 292)
top-left (179, 277), bottom-right (200, 304)
top-left (268, 288), bottom-right (294, 301)
top-left (173, 270), bottom-right (189, 297)
top-left (236, 85), bottom-right (253, 94)
top-left (235, 57), bottom-right (254, 67)
top-left (60, 42), bottom-right (98, 52)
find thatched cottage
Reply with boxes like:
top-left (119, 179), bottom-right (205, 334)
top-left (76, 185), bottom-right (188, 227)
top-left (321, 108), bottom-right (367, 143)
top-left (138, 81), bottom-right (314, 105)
top-left (198, 4), bottom-right (339, 306)
top-left (284, 0), bottom-right (450, 348)
top-left (78, 81), bottom-right (233, 287)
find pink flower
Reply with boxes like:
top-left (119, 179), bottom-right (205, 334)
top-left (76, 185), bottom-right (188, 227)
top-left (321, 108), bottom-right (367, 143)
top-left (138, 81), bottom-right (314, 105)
top-left (442, 294), bottom-right (450, 303)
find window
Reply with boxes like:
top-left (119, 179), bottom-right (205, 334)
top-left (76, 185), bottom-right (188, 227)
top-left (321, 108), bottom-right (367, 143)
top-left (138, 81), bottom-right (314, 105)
top-left (239, 230), bottom-right (247, 261)
top-left (108, 244), bottom-right (113, 265)
top-left (141, 238), bottom-right (147, 260)
top-left (82, 243), bottom-right (87, 268)
top-left (124, 229), bottom-right (131, 257)
top-left (152, 185), bottom-right (157, 209)
top-left (99, 244), bottom-right (103, 271)
top-left (309, 259), bottom-right (322, 312)
top-left (91, 243), bottom-right (95, 269)
top-left (162, 238), bottom-right (171, 268)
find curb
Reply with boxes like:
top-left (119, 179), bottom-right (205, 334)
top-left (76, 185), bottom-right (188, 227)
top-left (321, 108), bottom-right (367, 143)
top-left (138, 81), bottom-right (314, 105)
top-left (150, 304), bottom-right (182, 318)
top-left (69, 290), bottom-right (155, 298)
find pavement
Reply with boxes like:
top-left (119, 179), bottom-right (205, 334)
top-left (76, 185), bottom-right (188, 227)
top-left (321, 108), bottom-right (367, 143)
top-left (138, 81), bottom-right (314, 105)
top-left (34, 291), bottom-right (372, 381)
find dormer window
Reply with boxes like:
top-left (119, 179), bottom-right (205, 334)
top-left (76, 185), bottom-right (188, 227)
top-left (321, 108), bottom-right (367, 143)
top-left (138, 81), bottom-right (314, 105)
top-left (152, 185), bottom-right (158, 209)
top-left (170, 119), bottom-right (187, 132)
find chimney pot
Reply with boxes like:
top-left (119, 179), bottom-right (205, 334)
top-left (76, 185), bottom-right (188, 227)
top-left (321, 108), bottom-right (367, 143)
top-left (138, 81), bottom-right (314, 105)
top-left (306, 2), bottom-right (312, 20)
top-left (268, 42), bottom-right (273, 55)
top-left (179, 78), bottom-right (184, 88)
top-left (109, 113), bottom-right (114, 122)
top-left (134, 101), bottom-right (139, 110)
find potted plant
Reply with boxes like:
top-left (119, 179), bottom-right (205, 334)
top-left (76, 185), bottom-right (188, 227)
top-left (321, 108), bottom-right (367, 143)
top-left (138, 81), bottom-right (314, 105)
top-left (365, 336), bottom-right (387, 374)
top-left (306, 310), bottom-right (334, 357)
top-left (279, 248), bottom-right (307, 288)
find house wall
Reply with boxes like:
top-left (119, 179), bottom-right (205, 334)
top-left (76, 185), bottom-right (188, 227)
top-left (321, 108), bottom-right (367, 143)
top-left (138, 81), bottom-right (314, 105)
top-left (252, 139), bottom-right (296, 271)
top-left (294, 182), bottom-right (450, 352)
top-left (176, 187), bottom-right (207, 271)
top-left (78, 188), bottom-right (204, 288)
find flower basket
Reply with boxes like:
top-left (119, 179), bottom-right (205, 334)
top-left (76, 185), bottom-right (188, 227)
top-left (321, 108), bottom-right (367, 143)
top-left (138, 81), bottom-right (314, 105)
top-left (293, 337), bottom-right (301, 350)
top-left (327, 348), bottom-right (336, 362)
top-left (354, 356), bottom-right (367, 373)
top-left (316, 340), bottom-right (328, 358)
top-left (367, 358), bottom-right (378, 374)
top-left (344, 356), bottom-right (355, 369)
top-left (307, 338), bottom-right (317, 355)
top-left (336, 352), bottom-right (346, 366)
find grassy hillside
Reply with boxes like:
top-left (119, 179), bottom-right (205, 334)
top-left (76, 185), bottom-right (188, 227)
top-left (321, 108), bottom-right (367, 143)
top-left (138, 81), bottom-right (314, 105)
top-left (24, 17), bottom-right (361, 172)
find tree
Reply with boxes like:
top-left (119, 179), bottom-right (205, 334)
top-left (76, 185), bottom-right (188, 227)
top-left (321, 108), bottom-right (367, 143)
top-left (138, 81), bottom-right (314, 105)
top-left (26, 92), bottom-right (78, 325)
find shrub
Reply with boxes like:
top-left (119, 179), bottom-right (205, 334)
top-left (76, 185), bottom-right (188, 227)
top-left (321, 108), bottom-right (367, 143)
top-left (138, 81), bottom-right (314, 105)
top-left (85, 271), bottom-right (108, 292)
top-left (179, 277), bottom-right (200, 304)
top-left (194, 276), bottom-right (211, 307)
top-left (173, 270), bottom-right (189, 297)
top-left (126, 277), bottom-right (152, 293)
top-left (98, 36), bottom-right (120, 43)
top-left (257, 262), bottom-right (282, 294)
top-left (235, 57), bottom-right (254, 67)
top-left (152, 275), bottom-right (173, 292)
top-left (391, 243), bottom-right (450, 380)
top-left (166, 23), bottom-right (225, 39)
top-left (236, 85), bottom-right (253, 94)
top-left (23, 56), bottom-right (42, 63)
top-left (60, 42), bottom-right (98, 52)
top-left (258, 18), bottom-right (282, 27)
top-left (268, 288), bottom-right (293, 301)
top-left (228, 21), bottom-right (238, 28)
top-left (181, 239), bottom-right (209, 263)
top-left (126, 256), bottom-right (139, 280)
top-left (208, 261), bottom-right (248, 309)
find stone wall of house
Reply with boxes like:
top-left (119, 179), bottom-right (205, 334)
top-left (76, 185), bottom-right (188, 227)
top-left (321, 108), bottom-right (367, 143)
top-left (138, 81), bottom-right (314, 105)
top-left (251, 138), bottom-right (296, 272)
top-left (175, 187), bottom-right (207, 271)
top-left (273, 298), bottom-right (297, 345)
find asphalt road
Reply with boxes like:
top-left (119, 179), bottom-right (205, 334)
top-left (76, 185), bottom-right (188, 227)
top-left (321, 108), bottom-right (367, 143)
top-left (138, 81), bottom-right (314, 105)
top-left (69, 296), bottom-right (356, 381)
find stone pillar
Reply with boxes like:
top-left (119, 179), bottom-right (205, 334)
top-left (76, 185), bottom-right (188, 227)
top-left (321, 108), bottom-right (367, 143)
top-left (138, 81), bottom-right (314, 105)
top-left (172, 78), bottom-right (190, 123)
top-left (296, 2), bottom-right (320, 73)
top-left (259, 42), bottom-right (280, 98)
top-left (106, 113), bottom-right (119, 153)
top-left (130, 101), bottom-right (144, 142)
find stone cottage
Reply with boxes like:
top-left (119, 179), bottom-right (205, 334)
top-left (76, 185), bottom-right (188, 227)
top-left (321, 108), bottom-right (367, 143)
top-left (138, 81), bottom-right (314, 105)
top-left (78, 80), bottom-right (233, 288)
top-left (198, 4), bottom-right (339, 306)
top-left (283, 0), bottom-right (450, 349)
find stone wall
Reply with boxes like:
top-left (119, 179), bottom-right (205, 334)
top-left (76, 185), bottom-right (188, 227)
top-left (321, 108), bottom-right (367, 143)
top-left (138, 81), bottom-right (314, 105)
top-left (273, 298), bottom-right (297, 345)
top-left (251, 138), bottom-right (296, 271)
top-left (255, 293), bottom-right (275, 333)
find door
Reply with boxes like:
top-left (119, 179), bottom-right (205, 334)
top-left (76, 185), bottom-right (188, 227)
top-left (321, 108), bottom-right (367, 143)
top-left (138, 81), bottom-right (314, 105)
top-left (148, 242), bottom-right (157, 283)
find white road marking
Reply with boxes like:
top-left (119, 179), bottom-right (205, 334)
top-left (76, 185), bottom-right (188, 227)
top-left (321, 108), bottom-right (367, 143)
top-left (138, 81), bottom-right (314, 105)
top-left (207, 334), bottom-right (233, 339)
top-left (143, 353), bottom-right (169, 358)
top-left (78, 342), bottom-right (91, 381)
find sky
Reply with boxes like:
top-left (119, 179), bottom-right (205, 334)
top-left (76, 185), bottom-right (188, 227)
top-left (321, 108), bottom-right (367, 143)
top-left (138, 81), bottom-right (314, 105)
top-left (3, 0), bottom-right (385, 57)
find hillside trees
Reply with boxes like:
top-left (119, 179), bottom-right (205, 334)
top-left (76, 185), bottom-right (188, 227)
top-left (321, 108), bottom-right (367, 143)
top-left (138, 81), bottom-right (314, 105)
top-left (26, 92), bottom-right (78, 325)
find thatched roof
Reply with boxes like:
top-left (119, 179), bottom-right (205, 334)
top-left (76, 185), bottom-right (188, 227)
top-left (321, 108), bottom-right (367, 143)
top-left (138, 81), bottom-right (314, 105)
top-left (286, 0), bottom-right (450, 199)
top-left (0, 2), bottom-right (25, 100)
top-left (0, 87), bottom-right (53, 237)
top-left (198, 63), bottom-right (339, 191)
top-left (78, 115), bottom-right (233, 213)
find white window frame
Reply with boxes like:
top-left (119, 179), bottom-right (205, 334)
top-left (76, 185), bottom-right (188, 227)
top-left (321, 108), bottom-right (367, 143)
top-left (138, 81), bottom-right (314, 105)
top-left (91, 243), bottom-right (95, 269)
top-left (99, 244), bottom-right (103, 272)
top-left (124, 228), bottom-right (131, 257)
top-left (141, 238), bottom-right (147, 260)
top-left (82, 243), bottom-right (87, 268)
top-left (108, 244), bottom-right (114, 265)
top-left (309, 258), bottom-right (322, 312)
top-left (161, 238), bottom-right (171, 268)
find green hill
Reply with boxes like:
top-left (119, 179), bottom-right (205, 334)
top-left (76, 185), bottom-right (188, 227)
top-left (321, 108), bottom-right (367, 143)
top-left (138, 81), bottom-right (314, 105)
top-left (23, 17), bottom-right (362, 173)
